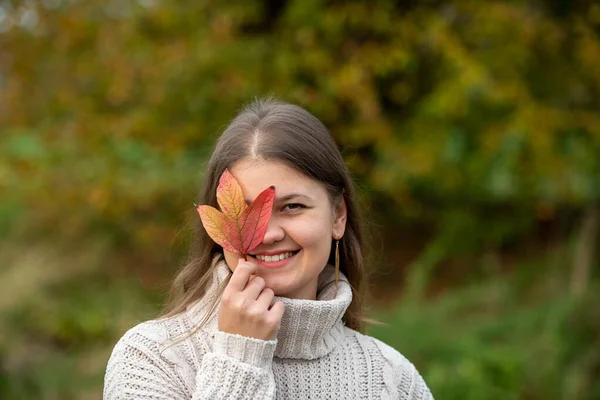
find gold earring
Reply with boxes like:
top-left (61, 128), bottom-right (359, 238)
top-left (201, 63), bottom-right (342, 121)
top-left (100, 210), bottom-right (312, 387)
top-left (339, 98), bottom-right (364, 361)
top-left (334, 239), bottom-right (340, 298)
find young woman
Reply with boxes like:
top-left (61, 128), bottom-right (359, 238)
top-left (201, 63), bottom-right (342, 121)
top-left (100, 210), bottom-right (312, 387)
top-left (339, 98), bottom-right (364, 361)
top-left (104, 98), bottom-right (434, 399)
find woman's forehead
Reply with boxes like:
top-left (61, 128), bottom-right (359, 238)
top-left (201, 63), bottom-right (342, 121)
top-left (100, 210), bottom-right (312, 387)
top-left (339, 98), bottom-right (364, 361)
top-left (229, 159), bottom-right (325, 200)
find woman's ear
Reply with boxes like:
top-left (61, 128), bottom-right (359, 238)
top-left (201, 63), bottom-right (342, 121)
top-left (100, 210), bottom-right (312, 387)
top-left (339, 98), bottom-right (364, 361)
top-left (332, 197), bottom-right (347, 239)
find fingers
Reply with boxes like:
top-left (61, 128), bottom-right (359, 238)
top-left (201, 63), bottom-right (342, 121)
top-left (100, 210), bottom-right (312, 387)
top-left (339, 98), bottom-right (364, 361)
top-left (256, 287), bottom-right (274, 309)
top-left (244, 276), bottom-right (266, 300)
top-left (268, 301), bottom-right (285, 320)
top-left (226, 261), bottom-right (256, 293)
top-left (250, 286), bottom-right (283, 322)
top-left (218, 264), bottom-right (285, 341)
top-left (265, 301), bottom-right (285, 340)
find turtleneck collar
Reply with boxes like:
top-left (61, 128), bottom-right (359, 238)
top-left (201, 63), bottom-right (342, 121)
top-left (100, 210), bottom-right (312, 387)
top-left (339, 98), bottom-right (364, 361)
top-left (186, 258), bottom-right (352, 360)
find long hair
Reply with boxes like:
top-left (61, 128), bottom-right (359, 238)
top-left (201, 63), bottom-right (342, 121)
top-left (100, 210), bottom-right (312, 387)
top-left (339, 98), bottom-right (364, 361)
top-left (162, 97), bottom-right (369, 332)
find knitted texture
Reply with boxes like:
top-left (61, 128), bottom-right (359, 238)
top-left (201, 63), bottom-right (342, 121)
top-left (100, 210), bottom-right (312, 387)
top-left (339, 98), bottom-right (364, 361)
top-left (104, 262), bottom-right (434, 399)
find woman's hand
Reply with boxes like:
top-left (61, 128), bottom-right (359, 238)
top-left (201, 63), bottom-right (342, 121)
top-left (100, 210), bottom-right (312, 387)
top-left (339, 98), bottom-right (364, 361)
top-left (218, 260), bottom-right (285, 341)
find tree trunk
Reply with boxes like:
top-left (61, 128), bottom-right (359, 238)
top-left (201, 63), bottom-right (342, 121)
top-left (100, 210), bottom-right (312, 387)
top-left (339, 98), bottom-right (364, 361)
top-left (570, 203), bottom-right (599, 296)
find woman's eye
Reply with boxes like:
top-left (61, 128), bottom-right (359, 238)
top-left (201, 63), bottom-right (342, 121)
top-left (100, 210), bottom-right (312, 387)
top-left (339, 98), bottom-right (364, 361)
top-left (282, 203), bottom-right (305, 212)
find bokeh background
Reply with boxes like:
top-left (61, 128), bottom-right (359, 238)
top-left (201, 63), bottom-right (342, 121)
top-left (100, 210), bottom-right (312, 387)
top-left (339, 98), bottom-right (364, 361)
top-left (1, 0), bottom-right (599, 399)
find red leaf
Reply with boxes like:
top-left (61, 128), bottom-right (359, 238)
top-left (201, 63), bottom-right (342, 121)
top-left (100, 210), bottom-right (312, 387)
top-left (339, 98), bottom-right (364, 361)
top-left (240, 185), bottom-right (275, 254)
top-left (196, 169), bottom-right (274, 257)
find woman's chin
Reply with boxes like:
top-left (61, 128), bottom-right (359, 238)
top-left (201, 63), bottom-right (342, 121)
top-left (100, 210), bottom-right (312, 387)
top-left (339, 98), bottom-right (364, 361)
top-left (266, 280), bottom-right (316, 300)
top-left (264, 281), bottom-right (293, 297)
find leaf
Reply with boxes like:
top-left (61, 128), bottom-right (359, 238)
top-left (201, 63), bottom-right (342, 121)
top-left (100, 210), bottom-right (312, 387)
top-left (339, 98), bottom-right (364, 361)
top-left (196, 205), bottom-right (239, 253)
top-left (240, 185), bottom-right (275, 252)
top-left (216, 169), bottom-right (246, 220)
top-left (196, 169), bottom-right (275, 257)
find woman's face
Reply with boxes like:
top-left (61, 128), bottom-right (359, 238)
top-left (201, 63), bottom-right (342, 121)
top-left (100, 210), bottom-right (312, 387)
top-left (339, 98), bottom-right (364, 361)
top-left (223, 158), bottom-right (347, 300)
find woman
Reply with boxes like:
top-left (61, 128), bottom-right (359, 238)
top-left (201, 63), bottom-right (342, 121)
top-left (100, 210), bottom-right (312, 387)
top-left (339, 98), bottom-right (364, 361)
top-left (104, 98), bottom-right (434, 399)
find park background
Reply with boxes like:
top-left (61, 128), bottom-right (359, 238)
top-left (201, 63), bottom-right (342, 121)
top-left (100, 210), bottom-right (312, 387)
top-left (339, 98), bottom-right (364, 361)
top-left (1, 0), bottom-right (599, 398)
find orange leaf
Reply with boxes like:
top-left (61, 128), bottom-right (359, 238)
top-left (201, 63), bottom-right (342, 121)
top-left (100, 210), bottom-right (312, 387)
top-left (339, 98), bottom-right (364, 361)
top-left (196, 205), bottom-right (239, 253)
top-left (196, 169), bottom-right (275, 257)
top-left (217, 169), bottom-right (246, 220)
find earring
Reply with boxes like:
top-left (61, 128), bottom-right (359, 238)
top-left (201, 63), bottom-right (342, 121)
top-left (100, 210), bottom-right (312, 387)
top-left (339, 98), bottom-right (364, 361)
top-left (334, 239), bottom-right (340, 298)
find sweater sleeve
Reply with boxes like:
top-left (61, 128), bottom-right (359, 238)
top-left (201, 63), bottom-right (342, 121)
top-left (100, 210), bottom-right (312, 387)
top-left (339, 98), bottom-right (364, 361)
top-left (195, 331), bottom-right (276, 399)
top-left (373, 339), bottom-right (434, 400)
top-left (103, 323), bottom-right (277, 400)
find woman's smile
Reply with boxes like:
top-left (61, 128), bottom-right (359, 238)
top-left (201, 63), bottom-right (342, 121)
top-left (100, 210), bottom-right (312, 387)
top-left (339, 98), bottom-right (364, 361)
top-left (249, 250), bottom-right (300, 268)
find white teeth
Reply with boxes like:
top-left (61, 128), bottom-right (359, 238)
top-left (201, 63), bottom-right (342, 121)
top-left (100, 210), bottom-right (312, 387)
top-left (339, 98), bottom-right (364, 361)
top-left (255, 252), bottom-right (294, 262)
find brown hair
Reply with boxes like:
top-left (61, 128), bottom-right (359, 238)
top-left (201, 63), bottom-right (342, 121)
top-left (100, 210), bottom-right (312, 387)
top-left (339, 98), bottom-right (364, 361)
top-left (162, 97), bottom-right (369, 332)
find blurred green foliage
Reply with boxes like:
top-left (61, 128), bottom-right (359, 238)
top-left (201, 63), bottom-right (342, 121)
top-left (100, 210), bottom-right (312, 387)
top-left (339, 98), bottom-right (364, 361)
top-left (0, 0), bottom-right (599, 398)
top-left (371, 261), bottom-right (600, 399)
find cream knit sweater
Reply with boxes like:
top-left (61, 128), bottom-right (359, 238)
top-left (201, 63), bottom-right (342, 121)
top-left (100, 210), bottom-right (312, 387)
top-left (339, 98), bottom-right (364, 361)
top-left (104, 261), bottom-right (434, 399)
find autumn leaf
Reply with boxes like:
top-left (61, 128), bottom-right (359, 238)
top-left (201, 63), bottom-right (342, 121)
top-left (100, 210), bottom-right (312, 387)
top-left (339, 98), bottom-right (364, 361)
top-left (196, 169), bottom-right (275, 259)
top-left (216, 169), bottom-right (246, 220)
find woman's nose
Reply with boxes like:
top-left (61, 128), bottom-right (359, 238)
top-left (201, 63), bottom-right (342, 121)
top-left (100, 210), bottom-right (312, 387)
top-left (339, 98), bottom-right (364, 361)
top-left (261, 216), bottom-right (285, 244)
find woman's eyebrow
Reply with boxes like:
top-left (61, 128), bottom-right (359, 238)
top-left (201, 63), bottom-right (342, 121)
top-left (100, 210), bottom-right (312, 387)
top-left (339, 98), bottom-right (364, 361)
top-left (276, 193), bottom-right (312, 203)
